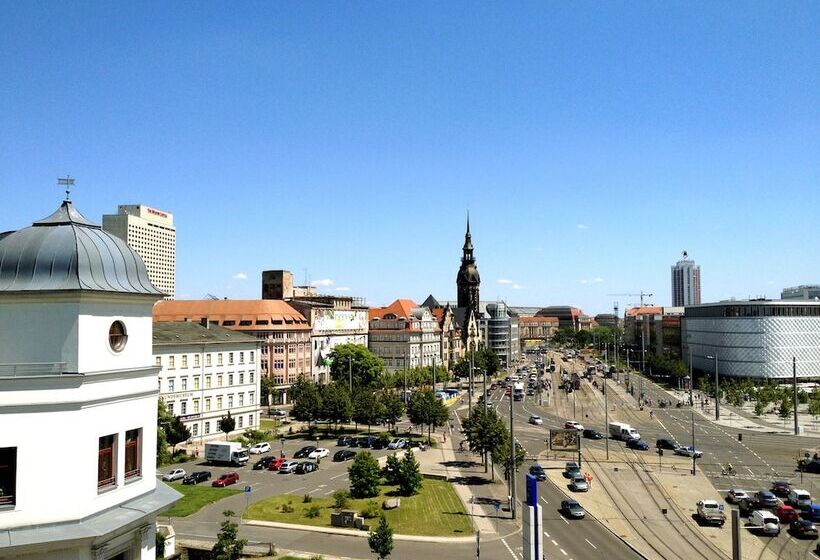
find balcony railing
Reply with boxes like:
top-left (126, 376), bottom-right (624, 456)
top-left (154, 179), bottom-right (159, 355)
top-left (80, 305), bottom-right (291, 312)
top-left (0, 362), bottom-right (67, 377)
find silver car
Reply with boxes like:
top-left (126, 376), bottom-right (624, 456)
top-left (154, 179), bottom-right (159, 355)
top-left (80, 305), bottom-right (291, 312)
top-left (570, 475), bottom-right (589, 492)
top-left (278, 461), bottom-right (299, 473)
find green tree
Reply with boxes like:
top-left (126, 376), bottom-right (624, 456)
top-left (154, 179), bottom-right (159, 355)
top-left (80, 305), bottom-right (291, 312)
top-left (157, 399), bottom-right (174, 465)
top-left (379, 392), bottom-right (405, 431)
top-left (211, 510), bottom-right (247, 560)
top-left (291, 377), bottom-right (323, 429)
top-left (779, 395), bottom-right (793, 419)
top-left (453, 349), bottom-right (500, 380)
top-left (260, 375), bottom-right (274, 412)
top-left (808, 397), bottom-right (820, 418)
top-left (329, 343), bottom-right (385, 388)
top-left (492, 433), bottom-right (526, 480)
top-left (397, 449), bottom-right (423, 496)
top-left (218, 412), bottom-right (236, 440)
top-left (368, 515), bottom-right (394, 559)
top-left (461, 406), bottom-right (507, 477)
top-left (349, 451), bottom-right (382, 498)
top-left (383, 454), bottom-right (401, 485)
top-left (353, 389), bottom-right (384, 433)
top-left (754, 400), bottom-right (766, 416)
top-left (321, 382), bottom-right (353, 432)
top-left (407, 389), bottom-right (449, 443)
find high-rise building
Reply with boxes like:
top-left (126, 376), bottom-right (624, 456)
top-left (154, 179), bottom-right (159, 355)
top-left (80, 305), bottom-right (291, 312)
top-left (782, 285), bottom-right (820, 301)
top-left (671, 251), bottom-right (701, 307)
top-left (103, 205), bottom-right (176, 299)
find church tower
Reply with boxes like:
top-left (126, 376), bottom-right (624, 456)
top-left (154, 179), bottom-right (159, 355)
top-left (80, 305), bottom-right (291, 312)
top-left (456, 214), bottom-right (480, 318)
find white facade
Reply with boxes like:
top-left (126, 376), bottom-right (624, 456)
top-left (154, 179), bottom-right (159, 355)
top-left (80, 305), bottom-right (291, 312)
top-left (671, 255), bottom-right (701, 307)
top-left (103, 205), bottom-right (176, 299)
top-left (154, 328), bottom-right (261, 443)
top-left (369, 307), bottom-right (441, 372)
top-left (0, 291), bottom-right (178, 559)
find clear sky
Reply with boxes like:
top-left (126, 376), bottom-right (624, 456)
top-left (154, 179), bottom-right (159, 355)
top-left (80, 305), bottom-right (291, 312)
top-left (1, 3), bottom-right (818, 314)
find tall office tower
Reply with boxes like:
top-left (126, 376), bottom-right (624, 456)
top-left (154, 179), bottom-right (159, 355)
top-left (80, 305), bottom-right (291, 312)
top-left (671, 250), bottom-right (701, 307)
top-left (103, 205), bottom-right (176, 299)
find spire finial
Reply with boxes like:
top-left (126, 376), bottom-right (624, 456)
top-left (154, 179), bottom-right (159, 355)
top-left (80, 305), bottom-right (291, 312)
top-left (58, 176), bottom-right (75, 201)
top-left (466, 210), bottom-right (470, 235)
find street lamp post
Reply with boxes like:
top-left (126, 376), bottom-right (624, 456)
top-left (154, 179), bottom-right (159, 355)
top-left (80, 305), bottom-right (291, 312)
top-left (604, 378), bottom-right (609, 460)
top-left (706, 354), bottom-right (720, 420)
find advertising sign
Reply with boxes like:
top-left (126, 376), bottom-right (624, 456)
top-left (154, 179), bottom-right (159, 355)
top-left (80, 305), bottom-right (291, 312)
top-left (312, 309), bottom-right (368, 333)
top-left (548, 429), bottom-right (580, 452)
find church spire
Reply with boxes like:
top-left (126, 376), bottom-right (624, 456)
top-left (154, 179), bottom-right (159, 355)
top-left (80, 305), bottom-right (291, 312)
top-left (463, 212), bottom-right (473, 254)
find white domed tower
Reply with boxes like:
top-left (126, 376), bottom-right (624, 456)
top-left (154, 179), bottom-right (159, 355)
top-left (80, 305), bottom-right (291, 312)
top-left (0, 197), bottom-right (179, 559)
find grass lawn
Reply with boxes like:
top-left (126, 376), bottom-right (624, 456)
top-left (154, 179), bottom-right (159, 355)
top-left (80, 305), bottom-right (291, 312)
top-left (164, 483), bottom-right (242, 517)
top-left (244, 478), bottom-right (472, 536)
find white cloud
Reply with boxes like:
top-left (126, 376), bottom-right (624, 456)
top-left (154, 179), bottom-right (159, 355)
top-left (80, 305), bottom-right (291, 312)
top-left (580, 277), bottom-right (604, 285)
top-left (512, 284), bottom-right (524, 290)
top-left (576, 224), bottom-right (589, 230)
top-left (336, 287), bottom-right (352, 292)
top-left (232, 272), bottom-right (248, 280)
top-left (497, 279), bottom-right (514, 285)
top-left (311, 278), bottom-right (334, 287)
top-left (767, 280), bottom-right (775, 285)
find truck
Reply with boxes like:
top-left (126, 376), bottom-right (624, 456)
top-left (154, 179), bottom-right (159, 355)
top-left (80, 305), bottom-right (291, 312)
top-left (205, 441), bottom-right (249, 466)
top-left (696, 500), bottom-right (726, 526)
top-left (609, 422), bottom-right (640, 441)
top-left (513, 382), bottom-right (525, 401)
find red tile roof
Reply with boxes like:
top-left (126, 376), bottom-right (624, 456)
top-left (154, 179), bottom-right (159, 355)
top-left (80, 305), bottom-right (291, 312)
top-left (368, 299), bottom-right (418, 321)
top-left (625, 306), bottom-right (663, 317)
top-left (153, 299), bottom-right (311, 331)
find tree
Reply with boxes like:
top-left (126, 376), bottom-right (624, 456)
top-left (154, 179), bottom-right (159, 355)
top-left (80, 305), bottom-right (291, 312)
top-left (322, 382), bottom-right (353, 432)
top-left (808, 397), bottom-right (820, 418)
top-left (379, 392), bottom-right (405, 431)
top-left (462, 406), bottom-right (507, 477)
top-left (754, 400), bottom-right (766, 416)
top-left (290, 377), bottom-right (323, 429)
top-left (211, 510), bottom-right (247, 560)
top-left (397, 449), bottom-right (423, 496)
top-left (353, 389), bottom-right (383, 433)
top-left (383, 454), bottom-right (401, 485)
top-left (329, 343), bottom-right (385, 388)
top-left (453, 349), bottom-right (499, 380)
top-left (332, 488), bottom-right (351, 510)
top-left (492, 433), bottom-right (526, 480)
top-left (407, 389), bottom-right (449, 443)
top-left (260, 376), bottom-right (274, 412)
top-left (368, 515), bottom-right (394, 559)
top-left (219, 412), bottom-right (236, 440)
top-left (157, 399), bottom-right (174, 465)
top-left (349, 451), bottom-right (382, 498)
top-left (779, 395), bottom-right (793, 419)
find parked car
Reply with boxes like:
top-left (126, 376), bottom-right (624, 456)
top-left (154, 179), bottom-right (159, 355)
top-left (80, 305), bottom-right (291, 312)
top-left (253, 456), bottom-right (278, 470)
top-left (212, 472), bottom-right (240, 487)
top-left (308, 448), bottom-right (329, 460)
top-left (278, 461), bottom-right (300, 473)
top-left (372, 437), bottom-right (390, 450)
top-left (754, 490), bottom-right (779, 509)
top-left (162, 468), bottom-right (186, 482)
top-left (270, 409), bottom-right (288, 418)
top-left (626, 439), bottom-right (650, 451)
top-left (249, 442), bottom-right (271, 455)
top-left (772, 480), bottom-right (792, 498)
top-left (294, 446), bottom-right (316, 459)
top-left (337, 436), bottom-right (354, 446)
top-left (563, 461), bottom-right (581, 479)
top-left (773, 504), bottom-right (800, 523)
top-left (528, 415), bottom-right (543, 426)
top-left (656, 438), bottom-right (678, 450)
top-left (407, 440), bottom-right (428, 451)
top-left (570, 475), bottom-right (589, 492)
top-left (561, 499), bottom-right (586, 519)
top-left (355, 436), bottom-right (375, 448)
top-left (789, 489), bottom-right (812, 510)
top-left (583, 429), bottom-right (604, 440)
top-left (696, 500), bottom-right (726, 526)
top-left (750, 510), bottom-right (780, 536)
top-left (266, 457), bottom-right (286, 471)
top-left (564, 421), bottom-right (584, 431)
top-left (727, 489), bottom-right (750, 504)
top-left (387, 438), bottom-right (407, 450)
top-left (529, 465), bottom-right (547, 481)
top-left (790, 519), bottom-right (819, 539)
top-left (295, 461), bottom-right (319, 474)
top-left (805, 504), bottom-right (820, 522)
top-left (334, 449), bottom-right (357, 462)
top-left (182, 471), bottom-right (211, 485)
top-left (674, 446), bottom-right (703, 458)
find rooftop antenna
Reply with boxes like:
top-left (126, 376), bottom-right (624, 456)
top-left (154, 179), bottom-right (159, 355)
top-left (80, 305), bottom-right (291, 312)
top-left (682, 249), bottom-right (688, 260)
top-left (57, 176), bottom-right (75, 201)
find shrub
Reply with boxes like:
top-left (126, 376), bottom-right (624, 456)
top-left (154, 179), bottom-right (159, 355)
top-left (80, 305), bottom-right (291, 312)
top-left (303, 494), bottom-right (313, 503)
top-left (281, 500), bottom-right (294, 514)
top-left (361, 499), bottom-right (380, 519)
top-left (305, 504), bottom-right (321, 518)
top-left (332, 489), bottom-right (351, 510)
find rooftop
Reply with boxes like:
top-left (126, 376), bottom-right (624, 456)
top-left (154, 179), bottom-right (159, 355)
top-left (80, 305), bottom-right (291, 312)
top-left (153, 321), bottom-right (259, 346)
top-left (153, 299), bottom-right (311, 330)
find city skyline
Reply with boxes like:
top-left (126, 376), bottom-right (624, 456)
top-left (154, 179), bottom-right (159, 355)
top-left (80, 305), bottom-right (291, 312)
top-left (2, 4), bottom-right (818, 314)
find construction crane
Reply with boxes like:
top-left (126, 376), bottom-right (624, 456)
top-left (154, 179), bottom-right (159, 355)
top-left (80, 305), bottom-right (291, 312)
top-left (607, 291), bottom-right (654, 307)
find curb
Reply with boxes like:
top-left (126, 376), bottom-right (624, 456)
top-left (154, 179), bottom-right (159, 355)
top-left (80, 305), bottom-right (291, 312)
top-left (244, 519), bottom-right (478, 543)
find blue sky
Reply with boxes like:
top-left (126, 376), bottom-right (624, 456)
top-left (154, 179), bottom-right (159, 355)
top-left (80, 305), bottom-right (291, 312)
top-left (1, 3), bottom-right (818, 314)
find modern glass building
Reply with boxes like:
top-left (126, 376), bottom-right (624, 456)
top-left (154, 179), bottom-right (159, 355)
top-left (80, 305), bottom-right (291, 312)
top-left (682, 300), bottom-right (820, 379)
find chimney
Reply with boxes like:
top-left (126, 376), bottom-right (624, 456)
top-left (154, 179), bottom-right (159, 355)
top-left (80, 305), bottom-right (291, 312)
top-left (200, 317), bottom-right (210, 329)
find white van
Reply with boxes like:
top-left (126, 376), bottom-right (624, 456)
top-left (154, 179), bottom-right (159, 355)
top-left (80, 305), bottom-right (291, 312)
top-left (750, 510), bottom-right (780, 536)
top-left (788, 489), bottom-right (812, 509)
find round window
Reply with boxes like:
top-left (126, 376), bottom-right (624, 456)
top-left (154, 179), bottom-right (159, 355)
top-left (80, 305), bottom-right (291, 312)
top-left (109, 320), bottom-right (128, 352)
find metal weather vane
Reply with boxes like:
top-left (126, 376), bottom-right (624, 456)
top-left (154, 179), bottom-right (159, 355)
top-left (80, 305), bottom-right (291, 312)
top-left (57, 176), bottom-right (75, 201)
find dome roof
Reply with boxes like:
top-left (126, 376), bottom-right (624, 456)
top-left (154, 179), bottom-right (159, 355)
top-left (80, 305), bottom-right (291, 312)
top-left (0, 200), bottom-right (162, 295)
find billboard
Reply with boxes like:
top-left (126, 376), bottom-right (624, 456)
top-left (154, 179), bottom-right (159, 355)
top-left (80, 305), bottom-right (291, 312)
top-left (312, 309), bottom-right (368, 334)
top-left (548, 429), bottom-right (580, 452)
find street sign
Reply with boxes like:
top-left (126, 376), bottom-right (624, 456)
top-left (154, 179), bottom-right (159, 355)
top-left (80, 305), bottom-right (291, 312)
top-left (494, 500), bottom-right (501, 511)
top-left (245, 485), bottom-right (252, 494)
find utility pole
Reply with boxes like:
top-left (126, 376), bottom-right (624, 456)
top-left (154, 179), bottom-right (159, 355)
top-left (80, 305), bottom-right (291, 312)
top-left (691, 411), bottom-right (696, 476)
top-left (604, 378), bottom-right (609, 460)
top-left (689, 345), bottom-right (693, 406)
top-left (731, 509), bottom-right (741, 560)
top-left (404, 350), bottom-right (408, 403)
top-left (348, 355), bottom-right (353, 393)
top-left (714, 354), bottom-right (720, 421)
top-left (793, 357), bottom-right (799, 435)
top-left (509, 388), bottom-right (516, 520)
top-left (469, 348), bottom-right (474, 416)
top-left (640, 326), bottom-right (646, 374)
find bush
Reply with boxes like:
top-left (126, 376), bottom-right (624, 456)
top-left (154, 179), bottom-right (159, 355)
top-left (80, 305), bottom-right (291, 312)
top-left (281, 501), bottom-right (295, 514)
top-left (332, 489), bottom-right (351, 510)
top-left (305, 504), bottom-right (321, 518)
top-left (303, 494), bottom-right (313, 503)
top-left (361, 499), bottom-right (380, 519)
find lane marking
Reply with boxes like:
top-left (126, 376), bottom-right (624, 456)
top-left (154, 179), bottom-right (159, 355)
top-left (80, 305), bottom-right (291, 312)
top-left (541, 496), bottom-right (549, 505)
top-left (551, 539), bottom-right (558, 546)
top-left (284, 486), bottom-right (306, 494)
top-left (501, 538), bottom-right (518, 560)
top-left (329, 472), bottom-right (347, 480)
top-left (560, 548), bottom-right (568, 555)
top-left (585, 538), bottom-right (597, 549)
top-left (544, 531), bottom-right (550, 538)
